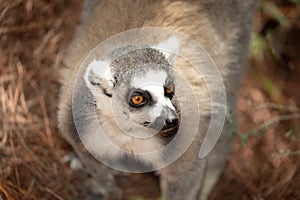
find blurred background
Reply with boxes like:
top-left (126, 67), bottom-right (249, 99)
top-left (0, 0), bottom-right (299, 199)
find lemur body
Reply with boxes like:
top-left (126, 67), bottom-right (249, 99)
top-left (58, 0), bottom-right (254, 199)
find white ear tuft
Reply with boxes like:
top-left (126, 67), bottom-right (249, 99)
top-left (84, 59), bottom-right (113, 96)
top-left (155, 36), bottom-right (180, 63)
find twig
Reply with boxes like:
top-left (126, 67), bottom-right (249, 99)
top-left (44, 188), bottom-right (65, 200)
top-left (0, 184), bottom-right (14, 200)
top-left (0, 177), bottom-right (38, 200)
top-left (255, 103), bottom-right (299, 113)
top-left (248, 113), bottom-right (300, 137)
top-left (0, 19), bottom-right (55, 35)
top-left (272, 150), bottom-right (300, 158)
top-left (28, 79), bottom-right (54, 146)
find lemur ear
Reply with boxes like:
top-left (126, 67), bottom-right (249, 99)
top-left (84, 59), bottom-right (114, 97)
top-left (154, 36), bottom-right (180, 63)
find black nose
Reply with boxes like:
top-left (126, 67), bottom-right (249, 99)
top-left (165, 118), bottom-right (178, 128)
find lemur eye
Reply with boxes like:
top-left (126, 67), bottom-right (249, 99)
top-left (128, 90), bottom-right (151, 108)
top-left (166, 85), bottom-right (174, 94)
top-left (131, 95), bottom-right (144, 105)
top-left (130, 93), bottom-right (146, 107)
top-left (165, 83), bottom-right (175, 97)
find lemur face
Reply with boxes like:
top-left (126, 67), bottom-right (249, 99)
top-left (84, 37), bottom-right (181, 140)
top-left (85, 53), bottom-right (180, 140)
top-left (113, 69), bottom-right (180, 139)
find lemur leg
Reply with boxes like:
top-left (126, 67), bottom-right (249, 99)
top-left (160, 158), bottom-right (206, 200)
top-left (63, 134), bottom-right (121, 200)
top-left (159, 125), bottom-right (231, 200)
top-left (74, 148), bottom-right (121, 199)
top-left (159, 126), bottom-right (207, 200)
top-left (199, 127), bottom-right (232, 200)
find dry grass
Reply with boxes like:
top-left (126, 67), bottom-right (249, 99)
top-left (211, 79), bottom-right (300, 199)
top-left (0, 0), bottom-right (299, 200)
top-left (0, 0), bottom-right (84, 199)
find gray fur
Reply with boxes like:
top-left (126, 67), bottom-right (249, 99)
top-left (58, 0), bottom-right (255, 199)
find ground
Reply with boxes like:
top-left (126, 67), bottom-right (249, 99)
top-left (0, 0), bottom-right (299, 199)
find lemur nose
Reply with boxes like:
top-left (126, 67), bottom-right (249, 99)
top-left (165, 118), bottom-right (178, 127)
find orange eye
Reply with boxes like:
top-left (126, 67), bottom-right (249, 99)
top-left (166, 84), bottom-right (174, 94)
top-left (131, 95), bottom-right (144, 106)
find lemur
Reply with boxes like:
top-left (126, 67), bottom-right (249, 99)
top-left (58, 0), bottom-right (254, 199)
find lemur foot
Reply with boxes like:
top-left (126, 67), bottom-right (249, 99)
top-left (62, 151), bottom-right (121, 199)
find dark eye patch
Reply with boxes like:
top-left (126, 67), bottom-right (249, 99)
top-left (127, 89), bottom-right (153, 108)
top-left (164, 85), bottom-right (175, 99)
top-left (165, 76), bottom-right (174, 86)
top-left (164, 76), bottom-right (175, 99)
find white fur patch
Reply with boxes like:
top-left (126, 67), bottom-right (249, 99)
top-left (84, 59), bottom-right (112, 91)
top-left (155, 36), bottom-right (180, 62)
top-left (80, 116), bottom-right (164, 164)
top-left (145, 85), bottom-right (176, 121)
top-left (149, 96), bottom-right (176, 122)
top-left (132, 70), bottom-right (176, 122)
top-left (131, 70), bottom-right (167, 88)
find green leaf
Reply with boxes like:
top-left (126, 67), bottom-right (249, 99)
top-left (249, 34), bottom-right (268, 60)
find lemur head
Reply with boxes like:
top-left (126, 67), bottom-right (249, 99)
top-left (84, 37), bottom-right (180, 140)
